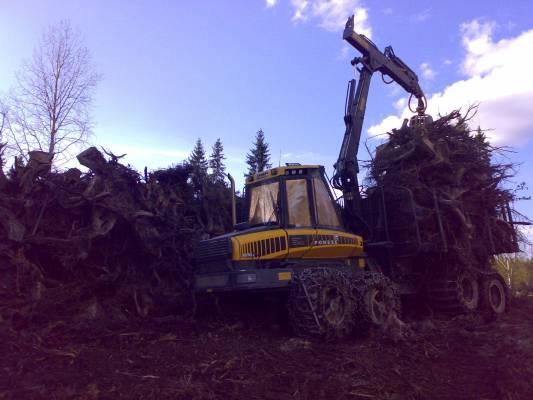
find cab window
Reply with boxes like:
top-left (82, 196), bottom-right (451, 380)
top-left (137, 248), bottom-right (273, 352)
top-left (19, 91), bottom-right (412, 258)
top-left (286, 179), bottom-right (311, 227)
top-left (313, 177), bottom-right (341, 227)
top-left (248, 181), bottom-right (279, 225)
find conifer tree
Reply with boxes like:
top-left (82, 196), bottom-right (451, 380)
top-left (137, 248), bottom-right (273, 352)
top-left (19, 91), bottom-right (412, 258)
top-left (209, 138), bottom-right (226, 183)
top-left (188, 138), bottom-right (208, 192)
top-left (246, 129), bottom-right (271, 177)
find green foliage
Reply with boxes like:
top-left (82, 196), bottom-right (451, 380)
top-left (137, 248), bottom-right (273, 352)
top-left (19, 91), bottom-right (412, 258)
top-left (246, 129), bottom-right (271, 177)
top-left (187, 138), bottom-right (208, 193)
top-left (182, 138), bottom-right (235, 234)
top-left (493, 255), bottom-right (533, 294)
top-left (209, 138), bottom-right (226, 184)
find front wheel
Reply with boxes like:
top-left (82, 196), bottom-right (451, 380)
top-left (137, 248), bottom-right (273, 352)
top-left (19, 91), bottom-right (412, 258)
top-left (288, 267), bottom-right (356, 340)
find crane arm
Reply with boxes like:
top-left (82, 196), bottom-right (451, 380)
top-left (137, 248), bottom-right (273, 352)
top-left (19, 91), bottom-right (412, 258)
top-left (342, 17), bottom-right (425, 107)
top-left (333, 15), bottom-right (427, 228)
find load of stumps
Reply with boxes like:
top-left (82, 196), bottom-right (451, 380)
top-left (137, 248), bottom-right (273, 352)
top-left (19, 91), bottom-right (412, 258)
top-left (363, 108), bottom-right (520, 272)
top-left (0, 146), bottom-right (233, 328)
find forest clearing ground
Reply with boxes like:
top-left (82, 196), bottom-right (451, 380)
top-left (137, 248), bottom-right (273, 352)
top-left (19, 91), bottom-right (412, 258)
top-left (1, 296), bottom-right (532, 400)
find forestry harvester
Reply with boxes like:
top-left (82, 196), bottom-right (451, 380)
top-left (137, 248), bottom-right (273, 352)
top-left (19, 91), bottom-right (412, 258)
top-left (193, 16), bottom-right (519, 339)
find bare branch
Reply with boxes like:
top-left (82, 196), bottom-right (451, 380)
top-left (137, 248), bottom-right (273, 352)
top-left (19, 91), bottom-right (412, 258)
top-left (5, 20), bottom-right (100, 166)
top-left (101, 147), bottom-right (127, 164)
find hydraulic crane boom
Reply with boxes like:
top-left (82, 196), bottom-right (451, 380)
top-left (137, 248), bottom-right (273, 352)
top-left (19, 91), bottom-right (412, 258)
top-left (333, 15), bottom-right (427, 227)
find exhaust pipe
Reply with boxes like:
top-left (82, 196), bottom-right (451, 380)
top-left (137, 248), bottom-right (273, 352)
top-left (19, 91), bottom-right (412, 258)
top-left (227, 173), bottom-right (237, 227)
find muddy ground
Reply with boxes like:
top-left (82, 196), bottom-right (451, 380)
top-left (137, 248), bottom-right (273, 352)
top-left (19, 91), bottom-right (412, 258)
top-left (1, 295), bottom-right (532, 400)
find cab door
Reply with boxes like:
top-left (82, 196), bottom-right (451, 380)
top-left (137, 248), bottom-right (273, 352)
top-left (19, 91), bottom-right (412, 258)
top-left (284, 177), bottom-right (317, 258)
top-left (308, 176), bottom-right (361, 259)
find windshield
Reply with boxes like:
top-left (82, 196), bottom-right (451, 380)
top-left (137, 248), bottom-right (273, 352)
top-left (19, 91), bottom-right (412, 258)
top-left (248, 181), bottom-right (279, 225)
top-left (286, 179), bottom-right (311, 227)
top-left (313, 177), bottom-right (341, 227)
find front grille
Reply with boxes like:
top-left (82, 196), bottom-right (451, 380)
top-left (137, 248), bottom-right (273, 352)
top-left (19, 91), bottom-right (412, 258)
top-left (240, 236), bottom-right (287, 257)
top-left (195, 236), bottom-right (232, 263)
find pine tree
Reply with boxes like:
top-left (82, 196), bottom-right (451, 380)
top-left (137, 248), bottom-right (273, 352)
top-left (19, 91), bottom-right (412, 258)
top-left (246, 129), bottom-right (271, 177)
top-left (209, 138), bottom-right (226, 183)
top-left (188, 138), bottom-right (208, 192)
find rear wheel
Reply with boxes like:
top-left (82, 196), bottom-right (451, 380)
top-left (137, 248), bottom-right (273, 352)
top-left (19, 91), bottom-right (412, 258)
top-left (480, 273), bottom-right (508, 320)
top-left (288, 267), bottom-right (356, 340)
top-left (428, 269), bottom-right (480, 314)
top-left (458, 270), bottom-right (480, 311)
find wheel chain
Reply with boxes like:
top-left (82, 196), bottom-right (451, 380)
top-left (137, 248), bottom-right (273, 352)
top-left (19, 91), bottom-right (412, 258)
top-left (349, 271), bottom-right (401, 331)
top-left (288, 267), bottom-right (357, 340)
top-left (289, 268), bottom-right (403, 339)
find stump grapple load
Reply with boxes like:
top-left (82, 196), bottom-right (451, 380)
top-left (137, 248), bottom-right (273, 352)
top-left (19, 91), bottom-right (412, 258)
top-left (193, 16), bottom-right (521, 338)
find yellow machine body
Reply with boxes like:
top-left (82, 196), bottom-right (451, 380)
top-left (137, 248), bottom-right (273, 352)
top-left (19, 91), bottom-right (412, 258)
top-left (231, 228), bottom-right (363, 261)
top-left (194, 164), bottom-right (365, 292)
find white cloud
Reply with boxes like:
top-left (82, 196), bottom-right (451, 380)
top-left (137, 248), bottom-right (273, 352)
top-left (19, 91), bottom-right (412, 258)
top-left (444, 59), bottom-right (452, 65)
top-left (506, 20), bottom-right (517, 31)
top-left (367, 114), bottom-right (403, 138)
top-left (368, 20), bottom-right (533, 147)
top-left (291, 0), bottom-right (309, 21)
top-left (290, 0), bottom-right (372, 36)
top-left (265, 0), bottom-right (278, 7)
top-left (386, 85), bottom-right (401, 98)
top-left (281, 151), bottom-right (329, 162)
top-left (338, 44), bottom-right (350, 60)
top-left (393, 97), bottom-right (407, 111)
top-left (410, 9), bottom-right (431, 23)
top-left (460, 19), bottom-right (498, 75)
top-left (420, 62), bottom-right (436, 80)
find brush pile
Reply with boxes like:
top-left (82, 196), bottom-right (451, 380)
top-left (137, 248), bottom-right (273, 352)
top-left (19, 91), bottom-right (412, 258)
top-left (364, 109), bottom-right (519, 270)
top-left (0, 146), bottom-right (232, 329)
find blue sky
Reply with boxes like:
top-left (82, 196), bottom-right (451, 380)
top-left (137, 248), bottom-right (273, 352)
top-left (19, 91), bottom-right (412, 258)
top-left (1, 0), bottom-right (533, 225)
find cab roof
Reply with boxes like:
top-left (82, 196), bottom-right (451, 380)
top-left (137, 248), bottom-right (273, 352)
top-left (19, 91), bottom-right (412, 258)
top-left (245, 164), bottom-right (323, 185)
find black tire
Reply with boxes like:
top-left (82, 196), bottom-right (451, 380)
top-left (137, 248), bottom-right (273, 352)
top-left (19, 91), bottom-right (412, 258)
top-left (457, 270), bottom-right (480, 311)
top-left (428, 269), bottom-right (480, 314)
top-left (480, 273), bottom-right (508, 321)
top-left (353, 272), bottom-right (401, 332)
top-left (288, 267), bottom-right (356, 340)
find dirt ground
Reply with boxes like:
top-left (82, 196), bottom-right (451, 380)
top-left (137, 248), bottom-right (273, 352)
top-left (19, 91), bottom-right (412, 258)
top-left (1, 295), bottom-right (532, 400)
